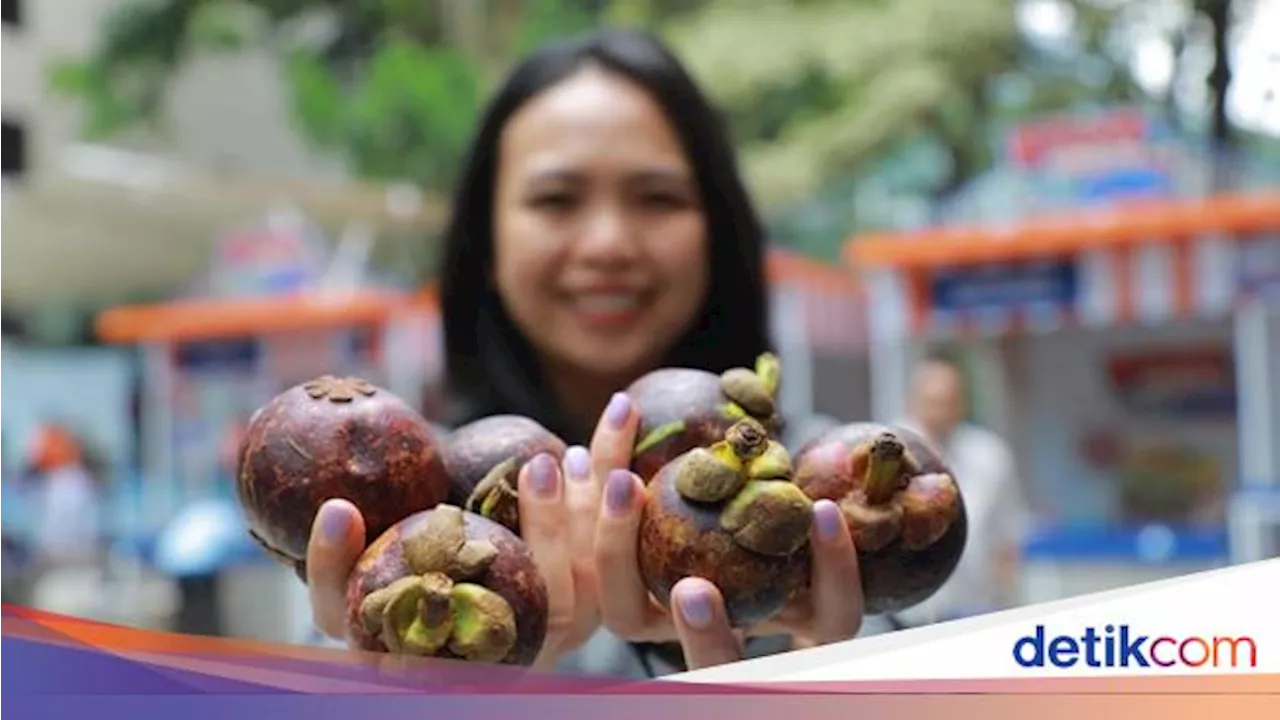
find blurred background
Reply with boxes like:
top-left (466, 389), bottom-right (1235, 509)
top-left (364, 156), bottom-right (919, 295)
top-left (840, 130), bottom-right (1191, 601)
top-left (2, 0), bottom-right (1278, 644)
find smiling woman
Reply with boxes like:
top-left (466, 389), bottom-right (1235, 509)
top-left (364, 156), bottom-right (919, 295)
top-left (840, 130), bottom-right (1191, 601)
top-left (489, 63), bottom-right (711, 429)
top-left (438, 29), bottom-right (772, 445)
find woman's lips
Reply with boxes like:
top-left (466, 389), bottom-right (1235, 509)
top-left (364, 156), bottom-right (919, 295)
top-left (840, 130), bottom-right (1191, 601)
top-left (567, 291), bottom-right (647, 330)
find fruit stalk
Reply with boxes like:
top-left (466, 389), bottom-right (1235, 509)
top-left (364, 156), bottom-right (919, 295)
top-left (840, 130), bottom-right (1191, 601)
top-left (673, 417), bottom-right (812, 558)
top-left (347, 504), bottom-right (546, 664)
top-left (861, 433), bottom-right (911, 506)
top-left (465, 457), bottom-right (521, 532)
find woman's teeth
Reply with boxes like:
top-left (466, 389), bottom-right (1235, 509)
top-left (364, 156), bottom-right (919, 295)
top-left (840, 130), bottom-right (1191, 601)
top-left (574, 293), bottom-right (642, 313)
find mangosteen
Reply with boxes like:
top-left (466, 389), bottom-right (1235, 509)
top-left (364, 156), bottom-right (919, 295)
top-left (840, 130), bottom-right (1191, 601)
top-left (792, 423), bottom-right (967, 615)
top-left (637, 417), bottom-right (814, 627)
top-left (442, 415), bottom-right (568, 536)
top-left (629, 352), bottom-right (784, 483)
top-left (235, 375), bottom-right (450, 578)
top-left (345, 504), bottom-right (549, 666)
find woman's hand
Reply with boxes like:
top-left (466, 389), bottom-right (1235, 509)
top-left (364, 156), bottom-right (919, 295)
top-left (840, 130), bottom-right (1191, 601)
top-left (591, 392), bottom-right (865, 670)
top-left (303, 446), bottom-right (605, 670)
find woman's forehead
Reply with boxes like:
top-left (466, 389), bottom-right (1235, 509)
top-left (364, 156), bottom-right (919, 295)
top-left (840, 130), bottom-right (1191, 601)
top-left (499, 69), bottom-right (688, 170)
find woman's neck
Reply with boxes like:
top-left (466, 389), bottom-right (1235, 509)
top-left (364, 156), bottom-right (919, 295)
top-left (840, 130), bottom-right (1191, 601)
top-left (543, 360), bottom-right (646, 440)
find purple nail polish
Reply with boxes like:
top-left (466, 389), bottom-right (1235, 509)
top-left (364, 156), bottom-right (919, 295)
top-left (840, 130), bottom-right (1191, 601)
top-left (604, 392), bottom-right (631, 429)
top-left (565, 446), bottom-right (591, 483)
top-left (814, 499), bottom-right (842, 540)
top-left (529, 453), bottom-right (559, 498)
top-left (319, 502), bottom-right (349, 544)
top-left (605, 469), bottom-right (634, 514)
top-left (677, 585), bottom-right (713, 629)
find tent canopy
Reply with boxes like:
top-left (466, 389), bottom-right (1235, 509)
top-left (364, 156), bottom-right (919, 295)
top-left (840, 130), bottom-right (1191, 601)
top-left (95, 248), bottom-right (866, 351)
top-left (844, 191), bottom-right (1280, 342)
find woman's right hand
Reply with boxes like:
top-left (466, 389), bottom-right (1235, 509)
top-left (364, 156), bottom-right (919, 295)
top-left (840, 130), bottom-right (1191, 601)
top-left (591, 391), bottom-right (864, 670)
top-left (303, 441), bottom-right (605, 670)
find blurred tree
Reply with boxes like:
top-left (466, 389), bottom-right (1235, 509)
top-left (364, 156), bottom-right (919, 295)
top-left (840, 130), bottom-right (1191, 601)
top-left (48, 0), bottom-right (625, 193)
top-left (663, 0), bottom-right (1026, 215)
top-left (48, 0), bottom-right (1270, 266)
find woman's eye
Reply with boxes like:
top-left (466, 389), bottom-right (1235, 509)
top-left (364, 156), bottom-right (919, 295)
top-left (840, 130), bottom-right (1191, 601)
top-left (639, 192), bottom-right (687, 210)
top-left (530, 193), bottom-right (576, 210)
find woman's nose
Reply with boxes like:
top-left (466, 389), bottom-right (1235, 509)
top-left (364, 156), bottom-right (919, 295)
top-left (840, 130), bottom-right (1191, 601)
top-left (575, 206), bottom-right (639, 265)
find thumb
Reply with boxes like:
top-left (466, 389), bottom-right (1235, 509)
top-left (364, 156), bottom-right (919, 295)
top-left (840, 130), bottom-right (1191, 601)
top-left (305, 499), bottom-right (366, 639)
top-left (670, 578), bottom-right (743, 671)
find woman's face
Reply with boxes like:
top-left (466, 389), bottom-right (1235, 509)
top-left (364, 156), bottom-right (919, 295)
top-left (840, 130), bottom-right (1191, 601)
top-left (492, 65), bottom-right (708, 383)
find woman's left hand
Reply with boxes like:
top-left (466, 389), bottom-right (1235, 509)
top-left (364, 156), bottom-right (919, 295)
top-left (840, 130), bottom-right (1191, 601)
top-left (589, 392), bottom-right (865, 669)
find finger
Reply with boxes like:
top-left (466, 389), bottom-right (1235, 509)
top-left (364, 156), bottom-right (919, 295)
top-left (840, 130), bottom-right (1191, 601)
top-left (562, 446), bottom-right (601, 624)
top-left (670, 578), bottom-right (742, 671)
top-left (594, 468), bottom-right (661, 639)
top-left (306, 499), bottom-right (366, 639)
top-left (806, 499), bottom-right (863, 643)
top-left (517, 453), bottom-right (575, 641)
top-left (589, 392), bottom-right (638, 485)
top-left (563, 445), bottom-right (600, 571)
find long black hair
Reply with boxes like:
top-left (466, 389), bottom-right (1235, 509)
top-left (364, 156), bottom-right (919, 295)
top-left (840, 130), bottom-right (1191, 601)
top-left (438, 27), bottom-right (773, 446)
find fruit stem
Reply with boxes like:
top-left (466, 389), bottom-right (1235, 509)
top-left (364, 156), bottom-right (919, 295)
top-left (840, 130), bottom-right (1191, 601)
top-left (363, 573), bottom-right (456, 656)
top-left (361, 574), bottom-right (518, 662)
top-left (755, 352), bottom-right (781, 398)
top-left (863, 433), bottom-right (910, 506)
top-left (466, 459), bottom-right (521, 533)
top-left (720, 417), bottom-right (769, 462)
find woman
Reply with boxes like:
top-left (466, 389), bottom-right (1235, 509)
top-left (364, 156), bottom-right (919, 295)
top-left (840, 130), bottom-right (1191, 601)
top-left (302, 28), bottom-right (863, 676)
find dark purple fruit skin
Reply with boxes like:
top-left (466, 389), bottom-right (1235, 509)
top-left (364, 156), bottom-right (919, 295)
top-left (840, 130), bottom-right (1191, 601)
top-left (628, 368), bottom-right (746, 483)
top-left (637, 452), bottom-right (811, 628)
top-left (235, 380), bottom-right (450, 573)
top-left (345, 508), bottom-right (549, 667)
top-left (792, 422), bottom-right (968, 615)
top-left (443, 415), bottom-right (568, 507)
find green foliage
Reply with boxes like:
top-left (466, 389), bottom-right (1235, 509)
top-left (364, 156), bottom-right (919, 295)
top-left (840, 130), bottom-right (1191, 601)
top-left (284, 38), bottom-right (483, 189)
top-left (47, 0), bottom-right (1257, 266)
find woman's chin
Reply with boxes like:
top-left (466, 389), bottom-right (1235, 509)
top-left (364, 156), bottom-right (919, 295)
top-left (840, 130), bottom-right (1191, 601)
top-left (558, 341), bottom-right (662, 385)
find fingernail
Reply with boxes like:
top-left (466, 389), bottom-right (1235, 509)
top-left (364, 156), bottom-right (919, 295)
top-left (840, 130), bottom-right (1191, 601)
top-left (605, 469), bottom-right (634, 515)
top-left (318, 502), bottom-right (350, 544)
top-left (605, 392), bottom-right (631, 429)
top-left (814, 499), bottom-right (843, 540)
top-left (677, 584), bottom-right (714, 629)
top-left (529, 453), bottom-right (559, 499)
top-left (565, 446), bottom-right (591, 483)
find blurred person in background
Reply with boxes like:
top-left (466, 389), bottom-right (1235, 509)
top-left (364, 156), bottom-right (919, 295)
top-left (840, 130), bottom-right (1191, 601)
top-left (890, 350), bottom-right (1029, 628)
top-left (299, 27), bottom-right (863, 677)
top-left (20, 422), bottom-right (109, 618)
top-left (22, 422), bottom-right (105, 569)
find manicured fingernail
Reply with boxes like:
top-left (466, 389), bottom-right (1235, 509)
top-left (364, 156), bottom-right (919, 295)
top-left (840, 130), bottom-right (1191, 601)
top-left (318, 502), bottom-right (350, 544)
top-left (814, 499), bottom-right (842, 540)
top-left (605, 469), bottom-right (634, 515)
top-left (565, 446), bottom-right (591, 483)
top-left (529, 453), bottom-right (559, 499)
top-left (605, 392), bottom-right (631, 429)
top-left (677, 584), bottom-right (714, 629)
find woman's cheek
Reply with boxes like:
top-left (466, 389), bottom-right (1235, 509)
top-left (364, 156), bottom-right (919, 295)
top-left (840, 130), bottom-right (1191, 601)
top-left (653, 222), bottom-right (709, 323)
top-left (496, 242), bottom-right (561, 332)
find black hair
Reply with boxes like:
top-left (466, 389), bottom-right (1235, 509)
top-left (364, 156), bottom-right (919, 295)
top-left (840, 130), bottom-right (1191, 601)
top-left (438, 27), bottom-right (773, 446)
top-left (919, 345), bottom-right (965, 371)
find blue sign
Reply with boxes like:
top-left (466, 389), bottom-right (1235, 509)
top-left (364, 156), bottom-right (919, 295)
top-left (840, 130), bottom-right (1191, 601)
top-left (173, 338), bottom-right (261, 373)
top-left (931, 258), bottom-right (1079, 314)
top-left (1237, 235), bottom-right (1280, 302)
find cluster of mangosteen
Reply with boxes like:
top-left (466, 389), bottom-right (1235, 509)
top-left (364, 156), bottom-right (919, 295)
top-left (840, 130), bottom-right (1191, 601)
top-left (233, 354), bottom-right (968, 667)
